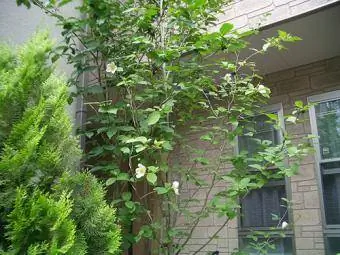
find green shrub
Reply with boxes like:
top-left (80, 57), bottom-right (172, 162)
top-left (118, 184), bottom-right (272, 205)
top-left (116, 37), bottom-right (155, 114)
top-left (0, 33), bottom-right (80, 212)
top-left (53, 172), bottom-right (121, 255)
top-left (5, 188), bottom-right (86, 255)
top-left (0, 32), bottom-right (121, 254)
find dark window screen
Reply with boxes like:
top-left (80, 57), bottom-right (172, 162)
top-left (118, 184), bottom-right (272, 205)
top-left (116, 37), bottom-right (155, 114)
top-left (326, 237), bottom-right (340, 255)
top-left (321, 162), bottom-right (340, 225)
top-left (241, 185), bottom-right (287, 228)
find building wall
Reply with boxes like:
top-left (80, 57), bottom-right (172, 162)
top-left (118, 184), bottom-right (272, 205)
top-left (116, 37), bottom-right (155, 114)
top-left (216, 0), bottom-right (340, 30)
top-left (0, 0), bottom-right (81, 127)
top-left (176, 55), bottom-right (340, 255)
top-left (266, 55), bottom-right (340, 255)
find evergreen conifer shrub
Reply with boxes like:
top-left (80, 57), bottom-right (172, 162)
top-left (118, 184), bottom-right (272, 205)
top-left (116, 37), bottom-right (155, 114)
top-left (0, 33), bottom-right (121, 254)
top-left (5, 189), bottom-right (87, 255)
top-left (53, 172), bottom-right (121, 254)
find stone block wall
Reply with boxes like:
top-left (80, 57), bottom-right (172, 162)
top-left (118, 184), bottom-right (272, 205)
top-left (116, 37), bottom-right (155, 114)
top-left (215, 0), bottom-right (339, 30)
top-left (176, 55), bottom-right (340, 255)
top-left (266, 55), bottom-right (340, 255)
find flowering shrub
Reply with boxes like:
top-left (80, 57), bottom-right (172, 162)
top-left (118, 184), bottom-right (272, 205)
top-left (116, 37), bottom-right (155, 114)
top-left (18, 1), bottom-right (311, 254)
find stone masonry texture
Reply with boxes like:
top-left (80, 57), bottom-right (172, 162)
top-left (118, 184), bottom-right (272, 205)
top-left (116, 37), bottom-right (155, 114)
top-left (176, 56), bottom-right (340, 254)
top-left (215, 0), bottom-right (340, 30)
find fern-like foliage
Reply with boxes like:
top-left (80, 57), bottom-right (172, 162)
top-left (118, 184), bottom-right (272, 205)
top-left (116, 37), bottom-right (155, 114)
top-left (53, 172), bottom-right (121, 255)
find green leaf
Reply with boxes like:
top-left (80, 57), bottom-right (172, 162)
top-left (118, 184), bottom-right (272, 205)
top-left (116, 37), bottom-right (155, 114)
top-left (287, 146), bottom-right (298, 155)
top-left (103, 145), bottom-right (115, 151)
top-left (106, 178), bottom-right (116, 186)
top-left (16, 0), bottom-right (31, 8)
top-left (117, 173), bottom-right (130, 181)
top-left (193, 0), bottom-right (206, 7)
top-left (286, 116), bottom-right (297, 123)
top-left (162, 141), bottom-right (173, 151)
top-left (125, 136), bottom-right (148, 144)
top-left (135, 144), bottom-right (147, 153)
top-left (106, 128), bottom-right (117, 139)
top-left (125, 201), bottom-right (135, 210)
top-left (99, 106), bottom-right (118, 114)
top-left (122, 192), bottom-right (132, 201)
top-left (200, 133), bottom-right (212, 141)
top-left (85, 131), bottom-right (94, 138)
top-left (240, 178), bottom-right (250, 187)
top-left (154, 187), bottom-right (169, 195)
top-left (147, 111), bottom-right (161, 126)
top-left (220, 23), bottom-right (234, 35)
top-left (107, 108), bottom-right (118, 114)
top-left (193, 157), bottom-right (209, 165)
top-left (294, 100), bottom-right (303, 108)
top-left (146, 173), bottom-right (157, 185)
top-left (229, 116), bottom-right (238, 128)
top-left (266, 113), bottom-right (278, 121)
top-left (249, 164), bottom-right (263, 170)
top-left (58, 0), bottom-right (72, 7)
top-left (120, 147), bottom-right (130, 154)
top-left (119, 126), bottom-right (135, 132)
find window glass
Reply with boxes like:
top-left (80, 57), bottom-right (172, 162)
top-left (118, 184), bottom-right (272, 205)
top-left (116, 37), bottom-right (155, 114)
top-left (240, 237), bottom-right (293, 255)
top-left (315, 98), bottom-right (340, 160)
top-left (238, 114), bottom-right (280, 157)
top-left (321, 162), bottom-right (340, 225)
top-left (241, 185), bottom-right (287, 228)
top-left (326, 237), bottom-right (340, 255)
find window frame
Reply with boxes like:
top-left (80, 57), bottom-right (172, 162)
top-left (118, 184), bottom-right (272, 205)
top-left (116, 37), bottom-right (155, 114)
top-left (308, 90), bottom-right (340, 254)
top-left (236, 103), bottom-right (295, 253)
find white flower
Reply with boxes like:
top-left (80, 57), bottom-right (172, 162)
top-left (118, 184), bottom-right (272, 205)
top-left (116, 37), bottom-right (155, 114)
top-left (172, 181), bottom-right (180, 195)
top-left (224, 73), bottom-right (232, 82)
top-left (257, 84), bottom-right (270, 96)
top-left (106, 62), bottom-right (117, 74)
top-left (281, 221), bottom-right (289, 229)
top-left (258, 84), bottom-right (266, 94)
top-left (135, 163), bottom-right (146, 179)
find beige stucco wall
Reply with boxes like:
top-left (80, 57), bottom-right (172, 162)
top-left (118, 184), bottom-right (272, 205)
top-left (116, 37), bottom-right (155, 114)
top-left (216, 0), bottom-right (340, 31)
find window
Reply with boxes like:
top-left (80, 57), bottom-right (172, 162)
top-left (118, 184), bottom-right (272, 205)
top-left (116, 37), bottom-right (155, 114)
top-left (237, 104), bottom-right (293, 255)
top-left (238, 114), bottom-right (281, 157)
top-left (240, 237), bottom-right (293, 255)
top-left (309, 90), bottom-right (340, 255)
top-left (241, 183), bottom-right (287, 228)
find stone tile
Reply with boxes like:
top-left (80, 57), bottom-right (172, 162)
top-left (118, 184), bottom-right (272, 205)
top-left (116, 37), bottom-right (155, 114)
top-left (268, 4), bottom-right (291, 23)
top-left (315, 242), bottom-right (325, 249)
top-left (293, 209), bottom-right (320, 225)
top-left (301, 225), bottom-right (323, 232)
top-left (291, 164), bottom-right (315, 181)
top-left (295, 237), bottom-right (315, 249)
top-left (298, 180), bottom-right (317, 186)
top-left (326, 56), bottom-right (340, 72)
top-left (248, 4), bottom-right (274, 18)
top-left (303, 190), bottom-right (321, 209)
top-left (277, 76), bottom-right (310, 94)
top-left (234, 0), bottom-right (273, 16)
top-left (228, 15), bottom-right (248, 29)
top-left (311, 71), bottom-right (340, 89)
top-left (273, 0), bottom-right (293, 6)
top-left (295, 64), bottom-right (326, 77)
top-left (265, 69), bottom-right (295, 83)
top-left (296, 249), bottom-right (325, 255)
